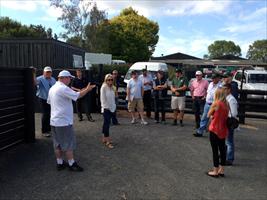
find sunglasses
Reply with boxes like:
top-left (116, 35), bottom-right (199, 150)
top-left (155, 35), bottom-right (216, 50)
top-left (107, 79), bottom-right (113, 81)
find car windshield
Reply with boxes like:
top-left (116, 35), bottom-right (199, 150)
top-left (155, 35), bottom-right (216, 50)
top-left (248, 74), bottom-right (267, 83)
top-left (125, 70), bottom-right (159, 80)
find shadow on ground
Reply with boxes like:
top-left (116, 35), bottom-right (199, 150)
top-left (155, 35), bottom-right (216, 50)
top-left (0, 113), bottom-right (267, 199)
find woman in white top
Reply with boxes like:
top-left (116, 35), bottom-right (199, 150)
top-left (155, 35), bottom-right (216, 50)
top-left (100, 74), bottom-right (117, 149)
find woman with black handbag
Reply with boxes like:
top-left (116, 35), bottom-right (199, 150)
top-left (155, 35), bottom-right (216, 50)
top-left (223, 83), bottom-right (239, 166)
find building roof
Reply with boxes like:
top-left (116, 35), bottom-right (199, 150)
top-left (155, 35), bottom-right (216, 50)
top-left (152, 52), bottom-right (201, 60)
top-left (213, 54), bottom-right (247, 60)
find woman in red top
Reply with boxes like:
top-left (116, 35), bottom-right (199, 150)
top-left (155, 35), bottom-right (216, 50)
top-left (207, 88), bottom-right (229, 177)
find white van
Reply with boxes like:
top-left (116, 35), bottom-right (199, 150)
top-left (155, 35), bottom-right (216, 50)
top-left (123, 62), bottom-right (168, 84)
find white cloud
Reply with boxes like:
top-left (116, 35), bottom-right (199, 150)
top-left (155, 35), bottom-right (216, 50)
top-left (95, 0), bottom-right (233, 18)
top-left (1, 0), bottom-right (38, 12)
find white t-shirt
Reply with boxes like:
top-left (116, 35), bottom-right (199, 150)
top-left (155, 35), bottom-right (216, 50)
top-left (226, 94), bottom-right (238, 118)
top-left (139, 74), bottom-right (153, 91)
top-left (127, 78), bottom-right (143, 101)
top-left (206, 81), bottom-right (222, 104)
top-left (47, 81), bottom-right (80, 127)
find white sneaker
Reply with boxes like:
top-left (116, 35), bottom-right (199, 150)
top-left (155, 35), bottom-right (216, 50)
top-left (141, 120), bottom-right (148, 125)
top-left (131, 119), bottom-right (136, 124)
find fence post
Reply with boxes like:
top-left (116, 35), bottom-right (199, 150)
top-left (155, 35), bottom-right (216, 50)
top-left (239, 90), bottom-right (246, 124)
top-left (24, 68), bottom-right (35, 143)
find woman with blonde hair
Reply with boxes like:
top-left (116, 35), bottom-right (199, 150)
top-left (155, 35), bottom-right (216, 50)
top-left (207, 88), bottom-right (229, 177)
top-left (100, 74), bottom-right (117, 149)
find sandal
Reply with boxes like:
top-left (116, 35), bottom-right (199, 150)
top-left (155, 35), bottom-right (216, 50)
top-left (105, 142), bottom-right (114, 149)
top-left (206, 171), bottom-right (219, 178)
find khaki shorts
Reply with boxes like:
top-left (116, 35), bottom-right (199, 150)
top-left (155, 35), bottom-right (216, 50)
top-left (171, 96), bottom-right (186, 111)
top-left (128, 98), bottom-right (144, 112)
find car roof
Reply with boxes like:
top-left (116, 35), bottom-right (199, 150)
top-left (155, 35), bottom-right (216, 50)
top-left (236, 70), bottom-right (267, 74)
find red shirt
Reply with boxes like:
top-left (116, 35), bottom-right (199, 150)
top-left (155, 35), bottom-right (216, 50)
top-left (209, 101), bottom-right (229, 139)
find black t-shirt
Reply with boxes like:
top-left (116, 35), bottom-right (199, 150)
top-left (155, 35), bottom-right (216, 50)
top-left (153, 78), bottom-right (167, 99)
top-left (72, 77), bottom-right (88, 89)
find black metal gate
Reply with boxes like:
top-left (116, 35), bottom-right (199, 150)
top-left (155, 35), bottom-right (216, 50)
top-left (0, 68), bottom-right (35, 150)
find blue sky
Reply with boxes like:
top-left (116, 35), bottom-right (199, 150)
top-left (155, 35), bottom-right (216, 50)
top-left (1, 0), bottom-right (266, 58)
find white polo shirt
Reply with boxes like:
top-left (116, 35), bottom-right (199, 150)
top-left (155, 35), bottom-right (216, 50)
top-left (47, 81), bottom-right (80, 127)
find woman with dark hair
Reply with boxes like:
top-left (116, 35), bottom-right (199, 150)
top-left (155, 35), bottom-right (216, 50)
top-left (207, 88), bottom-right (229, 177)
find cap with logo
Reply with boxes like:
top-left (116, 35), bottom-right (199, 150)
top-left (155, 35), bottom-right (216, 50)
top-left (175, 68), bottom-right (182, 73)
top-left (43, 66), bottom-right (52, 72)
top-left (211, 73), bottom-right (221, 79)
top-left (58, 70), bottom-right (75, 78)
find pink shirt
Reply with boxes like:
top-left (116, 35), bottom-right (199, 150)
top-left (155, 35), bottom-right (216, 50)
top-left (190, 79), bottom-right (209, 97)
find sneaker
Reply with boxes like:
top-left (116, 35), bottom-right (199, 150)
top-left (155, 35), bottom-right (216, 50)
top-left (68, 162), bottom-right (84, 172)
top-left (131, 119), bottom-right (136, 124)
top-left (42, 132), bottom-right (51, 137)
top-left (88, 117), bottom-right (95, 122)
top-left (141, 120), bottom-right (148, 125)
top-left (57, 161), bottom-right (67, 171)
top-left (225, 160), bottom-right (233, 166)
top-left (193, 133), bottom-right (203, 137)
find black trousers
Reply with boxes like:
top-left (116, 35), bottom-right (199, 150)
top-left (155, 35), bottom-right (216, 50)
top-left (76, 96), bottom-right (91, 120)
top-left (102, 109), bottom-right (116, 137)
top-left (154, 98), bottom-right (165, 121)
top-left (143, 90), bottom-right (152, 118)
top-left (209, 132), bottom-right (226, 167)
top-left (192, 97), bottom-right (205, 128)
top-left (39, 98), bottom-right (51, 133)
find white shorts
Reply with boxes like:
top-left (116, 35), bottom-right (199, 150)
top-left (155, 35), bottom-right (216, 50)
top-left (171, 96), bottom-right (186, 111)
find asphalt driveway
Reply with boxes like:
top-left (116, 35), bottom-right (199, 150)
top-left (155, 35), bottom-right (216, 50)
top-left (0, 112), bottom-right (266, 200)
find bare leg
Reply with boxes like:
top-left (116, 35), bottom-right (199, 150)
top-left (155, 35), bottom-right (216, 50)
top-left (65, 150), bottom-right (74, 161)
top-left (55, 147), bottom-right (63, 159)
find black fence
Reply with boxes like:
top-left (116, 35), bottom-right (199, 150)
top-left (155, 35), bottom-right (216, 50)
top-left (0, 68), bottom-right (35, 150)
top-left (117, 86), bottom-right (267, 124)
top-left (0, 39), bottom-right (85, 69)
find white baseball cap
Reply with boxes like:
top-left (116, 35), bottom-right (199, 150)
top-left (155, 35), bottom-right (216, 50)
top-left (44, 66), bottom-right (52, 72)
top-left (195, 71), bottom-right (203, 75)
top-left (58, 70), bottom-right (75, 78)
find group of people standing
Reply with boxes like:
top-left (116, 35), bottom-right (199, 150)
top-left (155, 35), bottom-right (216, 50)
top-left (35, 66), bottom-right (239, 177)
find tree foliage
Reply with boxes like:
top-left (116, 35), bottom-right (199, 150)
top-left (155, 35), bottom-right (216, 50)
top-left (84, 3), bottom-right (109, 53)
top-left (246, 40), bottom-right (267, 63)
top-left (207, 40), bottom-right (241, 59)
top-left (49, 0), bottom-right (91, 43)
top-left (0, 17), bottom-right (55, 39)
top-left (108, 7), bottom-right (159, 62)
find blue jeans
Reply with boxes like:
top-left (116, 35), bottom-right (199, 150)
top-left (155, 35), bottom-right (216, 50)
top-left (102, 109), bottom-right (116, 137)
top-left (226, 128), bottom-right (235, 162)
top-left (197, 103), bottom-right (211, 135)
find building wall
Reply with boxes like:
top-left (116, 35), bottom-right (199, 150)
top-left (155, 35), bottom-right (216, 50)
top-left (0, 39), bottom-right (85, 69)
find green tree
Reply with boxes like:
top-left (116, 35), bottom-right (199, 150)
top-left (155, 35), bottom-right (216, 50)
top-left (108, 7), bottom-right (159, 62)
top-left (246, 40), bottom-right (267, 63)
top-left (207, 40), bottom-right (241, 59)
top-left (49, 0), bottom-right (91, 45)
top-left (84, 3), bottom-right (109, 52)
top-left (0, 17), bottom-right (54, 39)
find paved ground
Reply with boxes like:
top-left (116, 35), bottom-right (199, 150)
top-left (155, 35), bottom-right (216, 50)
top-left (0, 112), bottom-right (267, 200)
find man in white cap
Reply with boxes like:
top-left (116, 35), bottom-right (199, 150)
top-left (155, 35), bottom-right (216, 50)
top-left (36, 66), bottom-right (56, 137)
top-left (190, 71), bottom-right (209, 129)
top-left (47, 70), bottom-right (95, 171)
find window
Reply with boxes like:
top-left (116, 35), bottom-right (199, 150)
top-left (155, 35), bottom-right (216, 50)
top-left (248, 74), bottom-right (267, 83)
